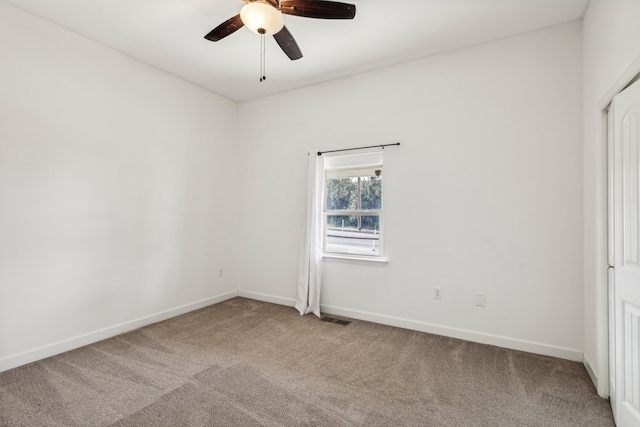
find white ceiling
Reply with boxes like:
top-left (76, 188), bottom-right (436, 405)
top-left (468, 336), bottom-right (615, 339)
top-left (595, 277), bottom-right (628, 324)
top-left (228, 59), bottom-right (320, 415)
top-left (3, 0), bottom-right (588, 102)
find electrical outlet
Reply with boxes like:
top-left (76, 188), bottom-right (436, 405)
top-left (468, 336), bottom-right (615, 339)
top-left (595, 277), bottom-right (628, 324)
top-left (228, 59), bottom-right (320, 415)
top-left (434, 287), bottom-right (442, 299)
top-left (218, 268), bottom-right (224, 277)
top-left (475, 293), bottom-right (486, 307)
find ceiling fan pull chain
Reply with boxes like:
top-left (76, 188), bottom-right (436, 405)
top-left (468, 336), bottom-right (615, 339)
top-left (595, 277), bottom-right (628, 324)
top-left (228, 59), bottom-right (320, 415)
top-left (259, 32), bottom-right (263, 82)
top-left (259, 30), bottom-right (266, 82)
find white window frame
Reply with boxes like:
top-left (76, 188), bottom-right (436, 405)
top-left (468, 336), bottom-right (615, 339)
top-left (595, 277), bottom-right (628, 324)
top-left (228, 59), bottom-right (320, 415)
top-left (322, 163), bottom-right (384, 261)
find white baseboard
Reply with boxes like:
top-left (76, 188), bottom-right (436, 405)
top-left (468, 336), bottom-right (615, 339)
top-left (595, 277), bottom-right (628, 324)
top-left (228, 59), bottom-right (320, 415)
top-left (239, 291), bottom-right (583, 362)
top-left (583, 353), bottom-right (598, 388)
top-left (238, 290), bottom-right (296, 308)
top-left (0, 291), bottom-right (239, 373)
top-left (321, 304), bottom-right (583, 362)
top-left (5, 289), bottom-right (583, 373)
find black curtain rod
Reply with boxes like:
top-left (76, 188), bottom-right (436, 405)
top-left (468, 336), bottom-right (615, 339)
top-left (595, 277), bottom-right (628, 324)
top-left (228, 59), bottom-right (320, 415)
top-left (317, 142), bottom-right (400, 156)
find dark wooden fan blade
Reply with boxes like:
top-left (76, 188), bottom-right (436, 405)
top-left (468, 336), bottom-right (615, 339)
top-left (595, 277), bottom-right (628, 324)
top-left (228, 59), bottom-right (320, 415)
top-left (273, 26), bottom-right (303, 60)
top-left (204, 14), bottom-right (244, 42)
top-left (279, 0), bottom-right (356, 19)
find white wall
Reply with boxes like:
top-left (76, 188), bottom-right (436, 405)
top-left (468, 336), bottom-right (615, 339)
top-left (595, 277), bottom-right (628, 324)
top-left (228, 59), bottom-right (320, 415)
top-left (0, 2), bottom-right (239, 371)
top-left (582, 0), bottom-right (640, 393)
top-left (237, 22), bottom-right (584, 360)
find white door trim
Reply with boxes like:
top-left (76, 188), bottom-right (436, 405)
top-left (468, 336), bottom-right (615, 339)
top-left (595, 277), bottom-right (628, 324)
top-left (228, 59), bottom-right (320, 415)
top-left (594, 54), bottom-right (640, 398)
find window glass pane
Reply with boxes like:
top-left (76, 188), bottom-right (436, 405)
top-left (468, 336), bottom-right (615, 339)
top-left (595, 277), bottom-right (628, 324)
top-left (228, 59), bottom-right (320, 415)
top-left (360, 176), bottom-right (382, 210)
top-left (326, 215), bottom-right (380, 255)
top-left (326, 175), bottom-right (382, 211)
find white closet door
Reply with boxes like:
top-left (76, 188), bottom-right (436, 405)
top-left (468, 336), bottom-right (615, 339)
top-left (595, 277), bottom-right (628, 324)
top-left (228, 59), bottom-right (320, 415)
top-left (611, 77), bottom-right (640, 427)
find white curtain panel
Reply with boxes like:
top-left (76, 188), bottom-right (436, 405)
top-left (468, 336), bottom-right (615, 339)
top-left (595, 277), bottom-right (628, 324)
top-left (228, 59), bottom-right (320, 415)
top-left (295, 150), bottom-right (324, 317)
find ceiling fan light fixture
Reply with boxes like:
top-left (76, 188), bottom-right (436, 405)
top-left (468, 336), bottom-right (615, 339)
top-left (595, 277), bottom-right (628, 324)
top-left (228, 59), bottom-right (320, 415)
top-left (240, 2), bottom-right (284, 35)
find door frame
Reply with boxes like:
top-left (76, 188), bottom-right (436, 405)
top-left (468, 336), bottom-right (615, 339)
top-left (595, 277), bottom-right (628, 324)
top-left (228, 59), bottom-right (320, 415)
top-left (594, 55), bottom-right (640, 398)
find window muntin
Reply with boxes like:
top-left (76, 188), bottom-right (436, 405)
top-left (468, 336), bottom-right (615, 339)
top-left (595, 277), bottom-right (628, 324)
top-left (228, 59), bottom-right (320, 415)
top-left (323, 165), bottom-right (382, 257)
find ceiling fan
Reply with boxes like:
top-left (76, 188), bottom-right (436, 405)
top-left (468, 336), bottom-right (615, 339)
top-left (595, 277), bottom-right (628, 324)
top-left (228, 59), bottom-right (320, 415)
top-left (204, 0), bottom-right (356, 61)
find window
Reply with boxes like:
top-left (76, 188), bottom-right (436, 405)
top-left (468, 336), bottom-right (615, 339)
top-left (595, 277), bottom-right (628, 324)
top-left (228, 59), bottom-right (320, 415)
top-left (323, 152), bottom-right (383, 258)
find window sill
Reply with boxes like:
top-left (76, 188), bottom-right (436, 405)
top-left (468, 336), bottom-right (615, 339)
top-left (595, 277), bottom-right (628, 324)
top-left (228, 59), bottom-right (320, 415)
top-left (322, 254), bottom-right (389, 265)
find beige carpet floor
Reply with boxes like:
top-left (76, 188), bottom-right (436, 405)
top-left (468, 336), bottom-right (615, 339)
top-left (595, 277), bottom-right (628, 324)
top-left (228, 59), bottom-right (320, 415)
top-left (0, 297), bottom-right (614, 426)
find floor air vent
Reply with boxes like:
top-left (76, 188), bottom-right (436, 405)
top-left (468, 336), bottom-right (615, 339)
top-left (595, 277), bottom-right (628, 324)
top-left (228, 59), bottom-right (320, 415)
top-left (321, 316), bottom-right (351, 326)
